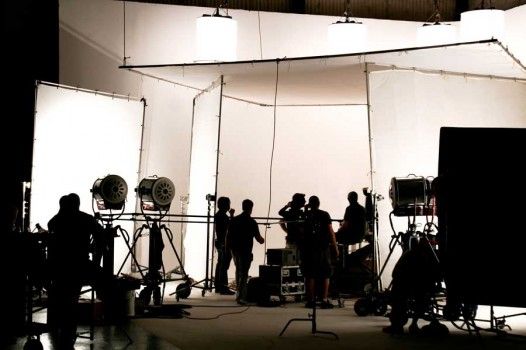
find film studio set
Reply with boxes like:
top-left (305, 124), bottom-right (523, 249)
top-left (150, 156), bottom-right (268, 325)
top-left (4, 1), bottom-right (526, 349)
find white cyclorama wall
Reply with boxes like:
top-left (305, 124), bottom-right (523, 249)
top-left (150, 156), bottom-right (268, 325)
top-left (58, 0), bottom-right (526, 284)
top-left (218, 99), bottom-right (371, 277)
top-left (184, 82), bottom-right (222, 279)
top-left (31, 83), bottom-right (144, 273)
top-left (369, 71), bottom-right (526, 286)
top-left (133, 78), bottom-right (195, 276)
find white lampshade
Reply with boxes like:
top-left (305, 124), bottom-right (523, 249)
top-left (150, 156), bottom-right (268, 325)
top-left (460, 9), bottom-right (505, 41)
top-left (195, 14), bottom-right (237, 62)
top-left (417, 23), bottom-right (457, 46)
top-left (327, 20), bottom-right (367, 54)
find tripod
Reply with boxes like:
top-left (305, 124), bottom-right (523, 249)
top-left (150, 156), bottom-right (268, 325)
top-left (279, 302), bottom-right (338, 339)
top-left (117, 217), bottom-right (190, 306)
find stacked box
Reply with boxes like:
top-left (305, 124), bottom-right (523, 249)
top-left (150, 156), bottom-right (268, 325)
top-left (266, 248), bottom-right (297, 266)
top-left (259, 265), bottom-right (305, 297)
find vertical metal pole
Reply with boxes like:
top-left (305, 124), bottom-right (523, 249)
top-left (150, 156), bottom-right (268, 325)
top-left (365, 63), bottom-right (382, 291)
top-left (210, 76), bottom-right (224, 287)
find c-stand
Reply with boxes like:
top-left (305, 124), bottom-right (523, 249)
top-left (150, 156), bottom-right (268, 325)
top-left (178, 194), bottom-right (216, 298)
top-left (279, 301), bottom-right (338, 339)
top-left (115, 215), bottom-right (190, 306)
top-left (354, 197), bottom-right (439, 317)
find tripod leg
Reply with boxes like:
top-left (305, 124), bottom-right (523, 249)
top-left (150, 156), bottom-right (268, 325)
top-left (162, 226), bottom-right (189, 279)
top-left (116, 226), bottom-right (147, 279)
top-left (279, 318), bottom-right (311, 336)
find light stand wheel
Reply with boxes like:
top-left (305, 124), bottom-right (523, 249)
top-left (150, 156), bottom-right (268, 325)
top-left (175, 281), bottom-right (192, 300)
top-left (354, 297), bottom-right (371, 316)
top-left (139, 287), bottom-right (152, 306)
top-left (373, 299), bottom-right (388, 316)
top-left (153, 286), bottom-right (162, 306)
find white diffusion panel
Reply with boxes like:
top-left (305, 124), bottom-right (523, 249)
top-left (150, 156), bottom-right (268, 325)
top-left (369, 71), bottom-right (526, 286)
top-left (218, 100), bottom-right (371, 276)
top-left (184, 80), bottom-right (222, 280)
top-left (32, 83), bottom-right (143, 273)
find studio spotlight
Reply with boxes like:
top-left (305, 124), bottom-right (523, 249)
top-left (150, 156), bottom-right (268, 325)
top-left (389, 176), bottom-right (431, 216)
top-left (91, 174), bottom-right (128, 210)
top-left (136, 176), bottom-right (175, 211)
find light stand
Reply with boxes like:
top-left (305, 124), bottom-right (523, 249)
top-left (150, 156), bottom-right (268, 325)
top-left (133, 176), bottom-right (194, 305)
top-left (181, 194), bottom-right (216, 297)
top-left (279, 301), bottom-right (338, 339)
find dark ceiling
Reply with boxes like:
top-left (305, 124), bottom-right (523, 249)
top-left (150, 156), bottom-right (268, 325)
top-left (128, 0), bottom-right (526, 22)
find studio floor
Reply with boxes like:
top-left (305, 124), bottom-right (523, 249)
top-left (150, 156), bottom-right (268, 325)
top-left (6, 290), bottom-right (526, 350)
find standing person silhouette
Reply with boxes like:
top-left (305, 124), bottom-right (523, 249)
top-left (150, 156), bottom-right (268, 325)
top-left (301, 196), bottom-right (339, 309)
top-left (336, 191), bottom-right (366, 246)
top-left (47, 193), bottom-right (102, 349)
top-left (278, 193), bottom-right (306, 261)
top-left (227, 199), bottom-right (264, 305)
top-left (214, 196), bottom-right (235, 295)
top-left (1, 203), bottom-right (26, 347)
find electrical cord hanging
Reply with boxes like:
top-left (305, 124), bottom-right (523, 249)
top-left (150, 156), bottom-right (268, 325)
top-left (263, 61), bottom-right (280, 258)
top-left (257, 0), bottom-right (263, 59)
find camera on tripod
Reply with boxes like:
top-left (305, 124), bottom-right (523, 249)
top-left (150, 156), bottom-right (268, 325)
top-left (205, 194), bottom-right (216, 202)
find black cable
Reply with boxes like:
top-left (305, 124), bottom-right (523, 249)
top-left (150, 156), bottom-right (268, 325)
top-left (183, 306), bottom-right (250, 320)
top-left (263, 61), bottom-right (280, 256)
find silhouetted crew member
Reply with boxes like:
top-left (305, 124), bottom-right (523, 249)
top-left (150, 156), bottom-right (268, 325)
top-left (227, 199), bottom-right (264, 305)
top-left (301, 196), bottom-right (338, 309)
top-left (1, 204), bottom-right (25, 346)
top-left (214, 196), bottom-right (235, 295)
top-left (337, 191), bottom-right (366, 245)
top-left (47, 193), bottom-right (102, 349)
top-left (278, 193), bottom-right (306, 250)
top-left (383, 237), bottom-right (441, 335)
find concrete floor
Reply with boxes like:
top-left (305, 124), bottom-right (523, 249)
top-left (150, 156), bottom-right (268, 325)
top-left (6, 290), bottom-right (526, 350)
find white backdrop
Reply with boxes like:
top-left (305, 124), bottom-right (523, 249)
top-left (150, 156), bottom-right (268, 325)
top-left (184, 80), bottom-right (222, 279)
top-left (218, 100), bottom-right (371, 277)
top-left (31, 83), bottom-right (144, 273)
top-left (369, 71), bottom-right (526, 285)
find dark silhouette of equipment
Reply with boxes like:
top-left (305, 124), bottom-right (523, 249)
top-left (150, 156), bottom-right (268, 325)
top-left (353, 176), bottom-right (439, 317)
top-left (389, 176), bottom-right (433, 217)
top-left (92, 175), bottom-right (128, 210)
top-left (171, 193), bottom-right (217, 299)
top-left (128, 176), bottom-right (191, 306)
top-left (279, 300), bottom-right (338, 339)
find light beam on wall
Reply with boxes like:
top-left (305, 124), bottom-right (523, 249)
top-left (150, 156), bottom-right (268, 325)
top-left (195, 4), bottom-right (237, 62)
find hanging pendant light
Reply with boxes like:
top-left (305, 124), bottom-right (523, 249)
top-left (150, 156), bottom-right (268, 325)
top-left (417, 0), bottom-right (457, 46)
top-left (460, 1), bottom-right (505, 42)
top-left (195, 2), bottom-right (237, 62)
top-left (327, 0), bottom-right (367, 54)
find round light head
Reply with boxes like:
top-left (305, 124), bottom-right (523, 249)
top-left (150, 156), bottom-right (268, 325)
top-left (137, 176), bottom-right (175, 211)
top-left (92, 175), bottom-right (128, 210)
top-left (389, 176), bottom-right (430, 216)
